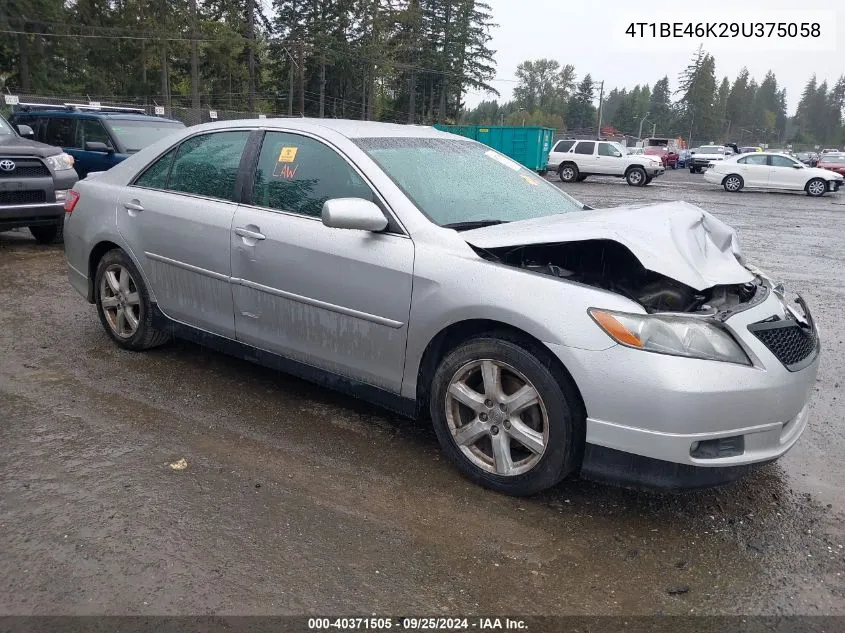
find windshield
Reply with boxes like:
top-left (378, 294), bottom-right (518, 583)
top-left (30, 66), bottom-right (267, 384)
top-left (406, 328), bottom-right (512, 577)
top-left (0, 116), bottom-right (14, 135)
top-left (354, 137), bottom-right (585, 227)
top-left (106, 119), bottom-right (185, 152)
top-left (698, 146), bottom-right (725, 153)
top-left (821, 155), bottom-right (845, 163)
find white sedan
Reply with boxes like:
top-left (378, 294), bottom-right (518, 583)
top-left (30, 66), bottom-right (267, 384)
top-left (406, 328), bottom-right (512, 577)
top-left (704, 152), bottom-right (844, 196)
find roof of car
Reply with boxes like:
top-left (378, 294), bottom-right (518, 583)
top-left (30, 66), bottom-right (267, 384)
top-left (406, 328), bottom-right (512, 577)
top-left (12, 109), bottom-right (181, 123)
top-left (179, 117), bottom-right (455, 139)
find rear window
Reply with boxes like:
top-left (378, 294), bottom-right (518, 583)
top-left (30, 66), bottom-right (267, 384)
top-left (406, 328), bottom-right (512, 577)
top-left (107, 119), bottom-right (186, 152)
top-left (573, 141), bottom-right (595, 155)
top-left (553, 140), bottom-right (574, 152)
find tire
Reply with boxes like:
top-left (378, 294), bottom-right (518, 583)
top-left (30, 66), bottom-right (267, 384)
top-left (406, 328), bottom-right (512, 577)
top-left (689, 167), bottom-right (695, 174)
top-left (644, 176), bottom-right (653, 185)
top-left (94, 248), bottom-right (170, 351)
top-left (723, 174), bottom-right (744, 193)
top-left (626, 166), bottom-right (647, 187)
top-left (575, 174), bottom-right (588, 182)
top-left (558, 163), bottom-right (578, 183)
top-left (430, 335), bottom-right (584, 496)
top-left (29, 219), bottom-right (64, 244)
top-left (806, 178), bottom-right (827, 197)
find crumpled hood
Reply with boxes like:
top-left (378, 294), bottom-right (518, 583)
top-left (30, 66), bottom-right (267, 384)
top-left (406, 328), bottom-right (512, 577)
top-left (462, 201), bottom-right (755, 291)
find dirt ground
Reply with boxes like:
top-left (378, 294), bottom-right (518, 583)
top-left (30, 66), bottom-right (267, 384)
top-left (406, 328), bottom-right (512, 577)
top-left (1, 168), bottom-right (844, 617)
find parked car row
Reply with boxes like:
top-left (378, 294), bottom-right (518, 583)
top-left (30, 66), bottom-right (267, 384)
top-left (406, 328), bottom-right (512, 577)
top-left (0, 104), bottom-right (185, 242)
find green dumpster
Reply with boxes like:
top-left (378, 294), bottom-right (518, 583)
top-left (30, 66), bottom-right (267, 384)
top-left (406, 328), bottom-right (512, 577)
top-left (433, 124), bottom-right (555, 173)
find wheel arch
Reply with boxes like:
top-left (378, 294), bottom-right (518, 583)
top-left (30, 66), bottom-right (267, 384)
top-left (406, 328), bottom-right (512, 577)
top-left (624, 164), bottom-right (646, 175)
top-left (86, 239), bottom-right (154, 304)
top-left (413, 318), bottom-right (586, 422)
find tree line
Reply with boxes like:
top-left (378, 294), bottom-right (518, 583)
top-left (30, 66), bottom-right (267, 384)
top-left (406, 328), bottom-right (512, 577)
top-left (461, 47), bottom-right (845, 148)
top-left (0, 0), bottom-right (496, 123)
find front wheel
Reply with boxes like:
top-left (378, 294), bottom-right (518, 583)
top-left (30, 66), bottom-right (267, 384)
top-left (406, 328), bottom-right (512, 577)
top-left (626, 166), bottom-right (647, 186)
top-left (29, 219), bottom-right (64, 244)
top-left (723, 174), bottom-right (744, 193)
top-left (806, 178), bottom-right (827, 197)
top-left (94, 249), bottom-right (170, 351)
top-left (644, 176), bottom-right (653, 185)
top-left (430, 336), bottom-right (584, 496)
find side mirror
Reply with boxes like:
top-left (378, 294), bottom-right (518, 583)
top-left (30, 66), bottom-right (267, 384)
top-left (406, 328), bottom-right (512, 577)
top-left (85, 141), bottom-right (113, 153)
top-left (322, 198), bottom-right (388, 232)
top-left (16, 124), bottom-right (34, 138)
top-left (792, 163), bottom-right (802, 169)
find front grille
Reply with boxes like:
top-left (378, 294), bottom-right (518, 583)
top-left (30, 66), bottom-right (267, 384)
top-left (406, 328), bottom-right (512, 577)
top-left (749, 320), bottom-right (817, 369)
top-left (0, 158), bottom-right (50, 178)
top-left (0, 190), bottom-right (47, 205)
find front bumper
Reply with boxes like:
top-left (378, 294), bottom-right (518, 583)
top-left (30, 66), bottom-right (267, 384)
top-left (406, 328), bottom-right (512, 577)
top-left (647, 164), bottom-right (665, 176)
top-left (0, 201), bottom-right (65, 228)
top-left (549, 287), bottom-right (820, 484)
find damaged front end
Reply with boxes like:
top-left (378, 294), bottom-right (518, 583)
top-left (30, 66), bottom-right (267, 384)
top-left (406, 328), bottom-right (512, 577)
top-left (472, 239), bottom-right (766, 318)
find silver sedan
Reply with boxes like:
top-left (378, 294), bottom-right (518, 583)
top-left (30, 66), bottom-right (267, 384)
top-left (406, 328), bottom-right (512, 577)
top-left (63, 119), bottom-right (820, 495)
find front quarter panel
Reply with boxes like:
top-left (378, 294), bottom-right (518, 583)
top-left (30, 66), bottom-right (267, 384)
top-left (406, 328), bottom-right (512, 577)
top-left (400, 232), bottom-right (638, 399)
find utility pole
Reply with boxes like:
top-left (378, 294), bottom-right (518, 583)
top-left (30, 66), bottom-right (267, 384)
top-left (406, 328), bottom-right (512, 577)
top-left (687, 108), bottom-right (695, 149)
top-left (638, 111), bottom-right (651, 140)
top-left (298, 43), bottom-right (305, 116)
top-left (652, 122), bottom-right (657, 137)
top-left (407, 72), bottom-right (416, 124)
top-left (595, 80), bottom-right (604, 138)
top-left (246, 0), bottom-right (256, 112)
top-left (287, 51), bottom-right (294, 116)
top-left (319, 63), bottom-right (326, 118)
top-left (190, 0), bottom-right (200, 114)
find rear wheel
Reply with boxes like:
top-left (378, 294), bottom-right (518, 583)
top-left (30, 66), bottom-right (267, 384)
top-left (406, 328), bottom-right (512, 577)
top-left (430, 336), bottom-right (583, 496)
top-left (558, 163), bottom-right (578, 183)
top-left (29, 219), bottom-right (64, 244)
top-left (94, 249), bottom-right (170, 351)
top-left (806, 178), bottom-right (827, 197)
top-left (626, 166), bottom-right (647, 186)
top-left (723, 174), bottom-right (744, 193)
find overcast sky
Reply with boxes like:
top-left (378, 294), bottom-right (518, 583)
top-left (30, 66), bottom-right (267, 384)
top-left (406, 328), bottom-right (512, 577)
top-left (466, 0), bottom-right (844, 114)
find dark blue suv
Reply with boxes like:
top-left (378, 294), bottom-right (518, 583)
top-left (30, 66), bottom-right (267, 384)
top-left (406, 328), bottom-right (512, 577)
top-left (10, 107), bottom-right (185, 178)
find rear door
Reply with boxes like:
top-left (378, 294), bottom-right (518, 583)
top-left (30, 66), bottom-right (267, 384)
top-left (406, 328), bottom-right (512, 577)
top-left (572, 141), bottom-right (596, 173)
top-left (230, 130), bottom-right (414, 392)
top-left (116, 129), bottom-right (253, 338)
top-left (547, 140), bottom-right (574, 170)
top-left (69, 118), bottom-right (122, 178)
top-left (736, 154), bottom-right (769, 187)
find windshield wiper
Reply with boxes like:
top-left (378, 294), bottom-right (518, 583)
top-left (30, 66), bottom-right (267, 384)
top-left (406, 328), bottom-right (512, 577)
top-left (442, 219), bottom-right (509, 231)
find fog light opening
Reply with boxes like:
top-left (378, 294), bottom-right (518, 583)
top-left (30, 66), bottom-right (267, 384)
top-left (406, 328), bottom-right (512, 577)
top-left (690, 435), bottom-right (745, 459)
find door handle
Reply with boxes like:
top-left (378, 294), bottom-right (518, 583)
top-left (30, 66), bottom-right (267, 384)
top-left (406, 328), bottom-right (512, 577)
top-left (123, 200), bottom-right (144, 212)
top-left (234, 226), bottom-right (266, 241)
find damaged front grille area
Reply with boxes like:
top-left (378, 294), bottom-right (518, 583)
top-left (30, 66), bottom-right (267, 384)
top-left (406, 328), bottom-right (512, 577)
top-left (748, 319), bottom-right (818, 371)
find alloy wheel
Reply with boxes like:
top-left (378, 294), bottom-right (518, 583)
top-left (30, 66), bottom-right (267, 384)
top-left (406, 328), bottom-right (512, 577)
top-left (560, 166), bottom-right (575, 181)
top-left (444, 359), bottom-right (549, 476)
top-left (99, 264), bottom-right (141, 338)
top-left (808, 180), bottom-right (826, 196)
top-left (726, 176), bottom-right (741, 191)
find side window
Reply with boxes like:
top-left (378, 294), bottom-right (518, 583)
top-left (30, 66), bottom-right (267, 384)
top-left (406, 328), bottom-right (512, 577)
top-left (252, 131), bottom-right (374, 218)
top-left (739, 155), bottom-right (768, 166)
top-left (134, 147), bottom-right (178, 189)
top-left (43, 117), bottom-right (76, 147)
top-left (598, 142), bottom-right (619, 157)
top-left (167, 131), bottom-right (250, 202)
top-left (573, 141), bottom-right (595, 155)
top-left (770, 155), bottom-right (798, 168)
top-left (76, 119), bottom-right (113, 149)
top-left (553, 140), bottom-right (574, 153)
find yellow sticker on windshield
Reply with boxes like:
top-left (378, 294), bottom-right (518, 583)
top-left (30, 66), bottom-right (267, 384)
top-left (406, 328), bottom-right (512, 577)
top-left (521, 174), bottom-right (538, 186)
top-left (278, 147), bottom-right (298, 163)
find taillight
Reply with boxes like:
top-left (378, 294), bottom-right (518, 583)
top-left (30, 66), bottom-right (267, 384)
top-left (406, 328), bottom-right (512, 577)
top-left (64, 190), bottom-right (80, 214)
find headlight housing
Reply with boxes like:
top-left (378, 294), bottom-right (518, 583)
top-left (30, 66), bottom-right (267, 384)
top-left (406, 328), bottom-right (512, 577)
top-left (589, 308), bottom-right (751, 365)
top-left (45, 153), bottom-right (75, 171)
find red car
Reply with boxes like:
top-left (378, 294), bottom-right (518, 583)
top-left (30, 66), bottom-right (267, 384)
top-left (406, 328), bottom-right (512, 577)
top-left (816, 153), bottom-right (845, 176)
top-left (644, 146), bottom-right (679, 169)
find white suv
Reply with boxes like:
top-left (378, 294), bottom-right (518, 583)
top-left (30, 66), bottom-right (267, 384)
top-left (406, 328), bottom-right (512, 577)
top-left (547, 139), bottom-right (665, 186)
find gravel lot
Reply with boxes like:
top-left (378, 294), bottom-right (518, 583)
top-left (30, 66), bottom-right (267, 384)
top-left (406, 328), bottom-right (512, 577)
top-left (1, 168), bottom-right (844, 617)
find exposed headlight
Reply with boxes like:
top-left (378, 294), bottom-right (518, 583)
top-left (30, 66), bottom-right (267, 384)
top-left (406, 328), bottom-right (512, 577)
top-left (45, 153), bottom-right (75, 171)
top-left (589, 308), bottom-right (751, 365)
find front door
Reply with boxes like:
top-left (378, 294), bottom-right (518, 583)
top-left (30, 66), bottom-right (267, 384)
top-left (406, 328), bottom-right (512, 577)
top-left (596, 142), bottom-right (626, 175)
top-left (230, 130), bottom-right (414, 393)
top-left (69, 118), bottom-right (123, 178)
top-left (767, 154), bottom-right (807, 190)
top-left (116, 129), bottom-right (252, 338)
